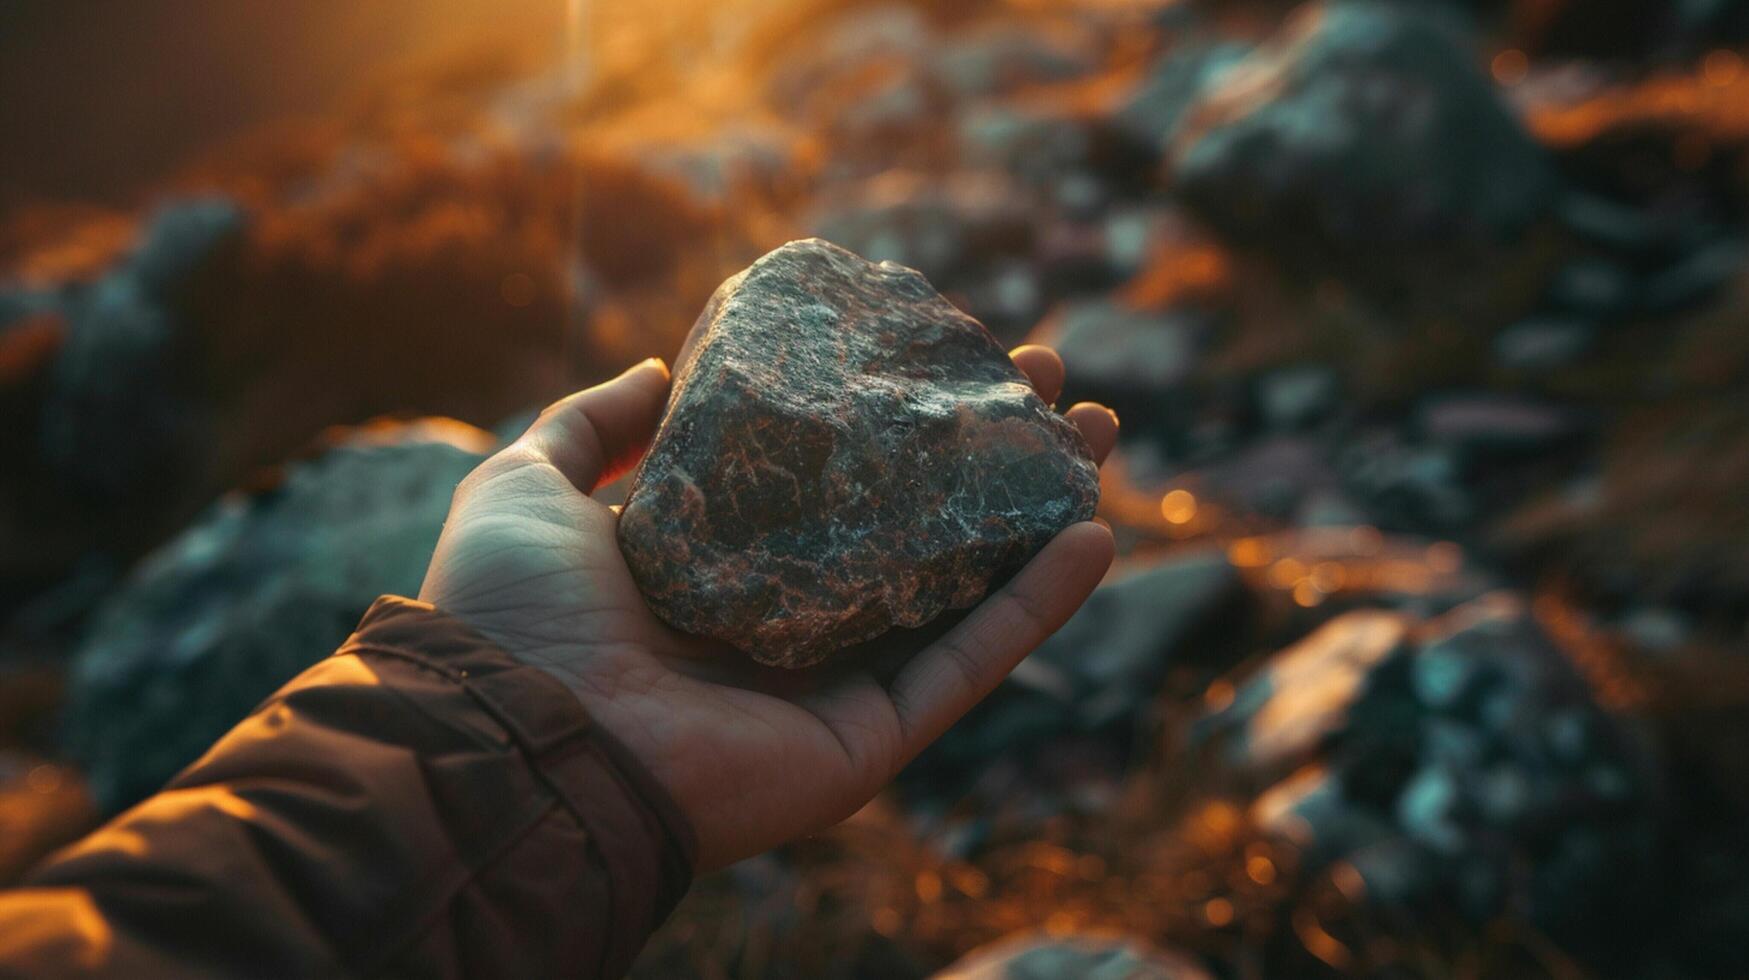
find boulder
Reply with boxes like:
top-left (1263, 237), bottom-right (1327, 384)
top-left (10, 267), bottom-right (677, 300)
top-left (1191, 595), bottom-right (1660, 947)
top-left (39, 199), bottom-right (244, 503)
top-left (1169, 2), bottom-right (1558, 301)
top-left (62, 419), bottom-right (491, 812)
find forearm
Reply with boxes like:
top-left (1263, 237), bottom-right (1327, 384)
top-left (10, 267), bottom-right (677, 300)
top-left (0, 597), bottom-right (694, 979)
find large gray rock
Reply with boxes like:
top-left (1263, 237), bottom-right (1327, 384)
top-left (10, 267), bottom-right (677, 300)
top-left (40, 199), bottom-right (245, 502)
top-left (618, 240), bottom-right (1099, 667)
top-left (1169, 2), bottom-right (1557, 294)
top-left (1191, 595), bottom-right (1659, 947)
top-left (62, 419), bottom-right (491, 812)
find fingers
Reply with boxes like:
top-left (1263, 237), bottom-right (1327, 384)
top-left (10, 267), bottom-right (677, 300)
top-left (514, 358), bottom-right (672, 492)
top-left (1011, 344), bottom-right (1116, 463)
top-left (1066, 402), bottom-right (1119, 465)
top-left (887, 520), bottom-right (1115, 761)
top-left (1009, 344), bottom-right (1064, 406)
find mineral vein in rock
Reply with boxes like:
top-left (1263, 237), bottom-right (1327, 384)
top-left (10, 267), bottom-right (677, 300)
top-left (618, 238), bottom-right (1100, 667)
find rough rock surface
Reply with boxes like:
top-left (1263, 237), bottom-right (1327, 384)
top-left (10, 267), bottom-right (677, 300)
top-left (1189, 596), bottom-right (1659, 945)
top-left (618, 239), bottom-right (1100, 667)
top-left (62, 419), bottom-right (491, 812)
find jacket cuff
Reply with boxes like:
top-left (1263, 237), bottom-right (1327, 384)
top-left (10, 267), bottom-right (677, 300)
top-left (342, 596), bottom-right (697, 970)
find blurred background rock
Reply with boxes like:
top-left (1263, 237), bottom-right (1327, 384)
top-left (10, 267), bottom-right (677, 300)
top-left (3, 0), bottom-right (1747, 976)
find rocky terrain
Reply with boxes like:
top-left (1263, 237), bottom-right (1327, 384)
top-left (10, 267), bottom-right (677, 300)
top-left (3, 0), bottom-right (1748, 976)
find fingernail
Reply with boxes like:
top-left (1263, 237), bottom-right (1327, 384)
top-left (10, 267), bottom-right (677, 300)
top-left (637, 356), bottom-right (670, 379)
top-left (1104, 407), bottom-right (1121, 428)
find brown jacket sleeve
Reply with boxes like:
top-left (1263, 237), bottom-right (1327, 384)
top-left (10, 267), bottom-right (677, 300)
top-left (0, 597), bottom-right (696, 979)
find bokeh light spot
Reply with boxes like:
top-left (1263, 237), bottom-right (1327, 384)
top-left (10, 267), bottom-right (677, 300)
top-left (1160, 489), bottom-right (1198, 525)
top-left (1491, 49), bottom-right (1529, 86)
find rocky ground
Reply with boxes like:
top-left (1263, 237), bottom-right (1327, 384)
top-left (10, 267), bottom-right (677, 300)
top-left (3, 0), bottom-right (1749, 976)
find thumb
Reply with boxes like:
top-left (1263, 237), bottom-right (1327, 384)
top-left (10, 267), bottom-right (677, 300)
top-left (515, 358), bottom-right (672, 493)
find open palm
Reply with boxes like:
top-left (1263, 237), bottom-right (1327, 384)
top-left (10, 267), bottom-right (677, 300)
top-left (420, 349), bottom-right (1116, 871)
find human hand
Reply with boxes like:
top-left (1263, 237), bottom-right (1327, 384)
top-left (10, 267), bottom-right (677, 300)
top-left (419, 347), bottom-right (1117, 871)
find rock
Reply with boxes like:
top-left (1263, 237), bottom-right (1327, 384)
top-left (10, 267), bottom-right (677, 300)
top-left (807, 172), bottom-right (1039, 290)
top-left (930, 23), bottom-right (1097, 99)
top-left (1169, 2), bottom-right (1558, 297)
top-left (1616, 605), bottom-right (1690, 654)
top-left (0, 287), bottom-right (56, 334)
top-left (1256, 364), bottom-right (1341, 431)
top-left (1557, 192), bottom-right (1660, 254)
top-left (765, 6), bottom-right (950, 177)
top-left (636, 126), bottom-right (803, 206)
top-left (62, 419), bottom-right (491, 812)
top-left (933, 932), bottom-right (1212, 980)
top-left (0, 294), bottom-right (64, 458)
top-left (824, 67), bottom-right (952, 175)
top-left (1193, 596), bottom-right (1659, 948)
top-left (1545, 257), bottom-right (1638, 321)
top-left (1030, 299), bottom-right (1209, 434)
top-left (907, 550), bottom-right (1247, 797)
top-left (1414, 393), bottom-right (1587, 462)
top-left (1638, 239), bottom-right (1746, 316)
top-left (766, 5), bottom-right (935, 115)
top-left (1491, 317), bottom-right (1596, 371)
top-left (952, 260), bottom-right (1050, 340)
top-left (1199, 608), bottom-right (1414, 784)
top-left (1334, 394), bottom-right (1588, 531)
top-left (1111, 38), bottom-right (1251, 151)
top-left (1196, 436), bottom-right (1345, 520)
top-left (39, 198), bottom-right (245, 502)
top-left (1338, 428), bottom-right (1474, 530)
top-left (956, 106), bottom-right (1151, 212)
top-left (806, 172), bottom-right (1072, 340)
top-left (618, 239), bottom-right (1099, 667)
top-left (1098, 205), bottom-right (1171, 278)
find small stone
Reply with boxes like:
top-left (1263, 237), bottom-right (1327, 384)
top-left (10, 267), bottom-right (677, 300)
top-left (1638, 239), bottom-right (1745, 315)
top-left (1546, 257), bottom-right (1637, 320)
top-left (807, 171), bottom-right (1037, 293)
top-left (1617, 605), bottom-right (1690, 653)
top-left (1492, 317), bottom-right (1595, 371)
top-left (618, 240), bottom-right (1099, 667)
top-left (1415, 393), bottom-right (1586, 461)
top-left (1256, 364), bottom-right (1340, 431)
top-left (930, 24), bottom-right (1096, 99)
top-left (1031, 299), bottom-right (1206, 431)
top-left (935, 932), bottom-right (1211, 980)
